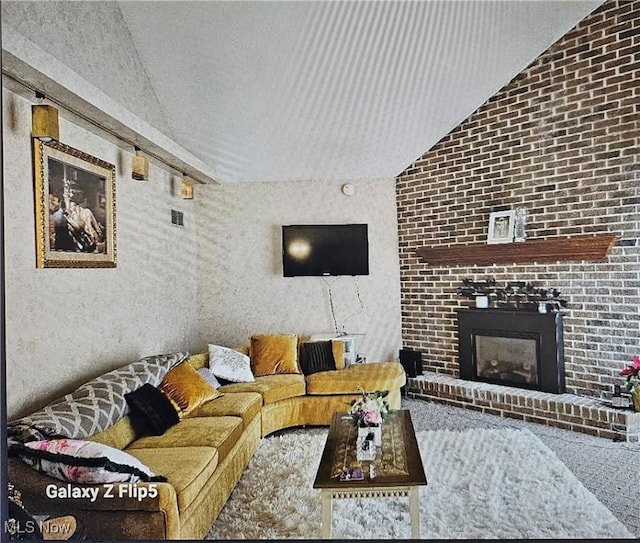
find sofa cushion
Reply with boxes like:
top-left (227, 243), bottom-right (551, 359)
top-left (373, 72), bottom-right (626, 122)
top-left (209, 345), bottom-right (255, 383)
top-left (87, 415), bottom-right (138, 450)
top-left (126, 416), bottom-right (244, 463)
top-left (331, 340), bottom-right (346, 370)
top-left (10, 439), bottom-right (163, 484)
top-left (197, 368), bottom-right (222, 389)
top-left (160, 363), bottom-right (222, 417)
top-left (186, 352), bottom-right (209, 370)
top-left (305, 362), bottom-right (406, 395)
top-left (219, 374), bottom-right (306, 405)
top-left (250, 334), bottom-right (300, 376)
top-left (125, 446), bottom-right (218, 513)
top-left (189, 392), bottom-right (262, 428)
top-left (124, 384), bottom-right (180, 436)
top-left (299, 341), bottom-right (336, 375)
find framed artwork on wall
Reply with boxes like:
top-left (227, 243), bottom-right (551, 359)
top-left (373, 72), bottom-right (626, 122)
top-left (487, 210), bottom-right (515, 244)
top-left (33, 140), bottom-right (117, 268)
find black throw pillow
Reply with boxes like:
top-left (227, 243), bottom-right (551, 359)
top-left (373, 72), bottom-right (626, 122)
top-left (299, 341), bottom-right (337, 375)
top-left (124, 384), bottom-right (180, 436)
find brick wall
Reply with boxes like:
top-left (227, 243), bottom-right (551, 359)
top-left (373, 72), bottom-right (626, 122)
top-left (396, 0), bottom-right (639, 400)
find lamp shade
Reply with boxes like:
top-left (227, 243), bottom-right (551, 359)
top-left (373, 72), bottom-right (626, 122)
top-left (32, 104), bottom-right (60, 142)
top-left (132, 149), bottom-right (149, 181)
top-left (181, 176), bottom-right (194, 199)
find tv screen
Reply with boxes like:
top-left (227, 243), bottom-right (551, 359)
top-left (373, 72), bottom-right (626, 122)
top-left (282, 224), bottom-right (369, 277)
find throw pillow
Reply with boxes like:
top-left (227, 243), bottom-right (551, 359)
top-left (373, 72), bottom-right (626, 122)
top-left (299, 341), bottom-right (336, 375)
top-left (208, 344), bottom-right (255, 383)
top-left (124, 383), bottom-right (180, 436)
top-left (250, 334), bottom-right (300, 376)
top-left (160, 363), bottom-right (222, 417)
top-left (331, 339), bottom-right (346, 370)
top-left (197, 367), bottom-right (222, 389)
top-left (7, 351), bottom-right (189, 446)
top-left (9, 439), bottom-right (165, 484)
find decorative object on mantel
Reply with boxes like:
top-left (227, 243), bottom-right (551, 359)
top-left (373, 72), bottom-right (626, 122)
top-left (415, 234), bottom-right (619, 266)
top-left (457, 277), bottom-right (568, 312)
top-left (487, 210), bottom-right (515, 244)
top-left (619, 356), bottom-right (640, 412)
top-left (349, 388), bottom-right (389, 446)
top-left (513, 207), bottom-right (528, 242)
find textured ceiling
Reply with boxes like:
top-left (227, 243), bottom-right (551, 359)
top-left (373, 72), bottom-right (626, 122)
top-left (117, 1), bottom-right (602, 184)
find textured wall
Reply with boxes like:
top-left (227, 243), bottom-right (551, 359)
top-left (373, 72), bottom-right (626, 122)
top-left (396, 0), bottom-right (639, 399)
top-left (195, 179), bottom-right (402, 363)
top-left (4, 86), bottom-right (199, 420)
top-left (1, 0), bottom-right (170, 135)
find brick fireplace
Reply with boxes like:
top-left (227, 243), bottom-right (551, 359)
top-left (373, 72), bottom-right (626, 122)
top-left (395, 0), bottom-right (640, 441)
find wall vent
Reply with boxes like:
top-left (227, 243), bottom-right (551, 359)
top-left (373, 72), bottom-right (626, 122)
top-left (171, 209), bottom-right (184, 227)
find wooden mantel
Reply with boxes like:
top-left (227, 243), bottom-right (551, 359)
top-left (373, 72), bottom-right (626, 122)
top-left (415, 234), bottom-right (619, 266)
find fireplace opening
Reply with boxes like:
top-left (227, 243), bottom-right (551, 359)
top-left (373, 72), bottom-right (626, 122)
top-left (457, 309), bottom-right (565, 394)
top-left (475, 333), bottom-right (539, 388)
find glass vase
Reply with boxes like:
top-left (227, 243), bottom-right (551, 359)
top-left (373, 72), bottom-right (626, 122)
top-left (514, 207), bottom-right (528, 242)
top-left (358, 424), bottom-right (382, 446)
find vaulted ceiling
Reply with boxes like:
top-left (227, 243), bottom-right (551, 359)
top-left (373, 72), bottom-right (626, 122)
top-left (5, 1), bottom-right (605, 183)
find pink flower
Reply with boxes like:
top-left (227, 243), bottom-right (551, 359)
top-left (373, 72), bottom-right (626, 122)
top-left (620, 356), bottom-right (640, 377)
top-left (363, 410), bottom-right (382, 425)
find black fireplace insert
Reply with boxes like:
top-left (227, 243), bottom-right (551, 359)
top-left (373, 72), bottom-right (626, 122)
top-left (457, 308), bottom-right (565, 393)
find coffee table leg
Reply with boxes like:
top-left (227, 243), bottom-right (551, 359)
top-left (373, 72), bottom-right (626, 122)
top-left (409, 486), bottom-right (420, 538)
top-left (321, 489), bottom-right (332, 539)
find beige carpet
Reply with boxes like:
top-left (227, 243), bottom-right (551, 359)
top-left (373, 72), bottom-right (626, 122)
top-left (206, 426), bottom-right (633, 539)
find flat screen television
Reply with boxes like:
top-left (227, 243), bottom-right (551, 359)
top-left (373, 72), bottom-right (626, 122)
top-left (282, 224), bottom-right (369, 277)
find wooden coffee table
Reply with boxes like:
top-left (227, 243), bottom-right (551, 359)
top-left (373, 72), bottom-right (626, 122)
top-left (313, 409), bottom-right (427, 539)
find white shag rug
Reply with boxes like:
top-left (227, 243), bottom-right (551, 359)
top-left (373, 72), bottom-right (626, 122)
top-left (206, 427), bottom-right (633, 540)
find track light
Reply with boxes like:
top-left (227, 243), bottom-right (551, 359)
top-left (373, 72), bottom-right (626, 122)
top-left (131, 147), bottom-right (149, 181)
top-left (32, 104), bottom-right (60, 142)
top-left (181, 174), bottom-right (194, 199)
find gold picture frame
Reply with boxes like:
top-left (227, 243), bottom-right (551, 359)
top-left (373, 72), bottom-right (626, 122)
top-left (34, 140), bottom-right (116, 268)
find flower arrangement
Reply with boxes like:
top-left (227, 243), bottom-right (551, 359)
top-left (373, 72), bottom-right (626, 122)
top-left (620, 356), bottom-right (640, 392)
top-left (349, 389), bottom-right (390, 428)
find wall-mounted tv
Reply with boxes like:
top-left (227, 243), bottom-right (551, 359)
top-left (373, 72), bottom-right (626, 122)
top-left (282, 224), bottom-right (369, 277)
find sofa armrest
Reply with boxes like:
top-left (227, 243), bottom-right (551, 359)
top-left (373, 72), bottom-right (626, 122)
top-left (8, 458), bottom-right (180, 539)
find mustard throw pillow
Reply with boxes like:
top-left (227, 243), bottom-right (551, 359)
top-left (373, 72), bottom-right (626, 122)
top-left (160, 362), bottom-right (222, 417)
top-left (331, 339), bottom-right (346, 370)
top-left (250, 334), bottom-right (300, 376)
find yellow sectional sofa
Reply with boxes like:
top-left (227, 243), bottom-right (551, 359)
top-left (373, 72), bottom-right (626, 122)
top-left (8, 350), bottom-right (406, 540)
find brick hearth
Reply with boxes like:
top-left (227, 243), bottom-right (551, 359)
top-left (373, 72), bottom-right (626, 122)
top-left (407, 372), bottom-right (640, 442)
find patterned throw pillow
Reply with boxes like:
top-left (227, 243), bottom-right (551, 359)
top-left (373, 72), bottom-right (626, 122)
top-left (208, 345), bottom-right (255, 383)
top-left (7, 351), bottom-right (189, 446)
top-left (198, 368), bottom-right (222, 389)
top-left (10, 439), bottom-right (165, 484)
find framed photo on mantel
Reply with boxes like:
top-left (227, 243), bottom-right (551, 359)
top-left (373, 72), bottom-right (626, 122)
top-left (33, 140), bottom-right (116, 268)
top-left (487, 210), bottom-right (515, 244)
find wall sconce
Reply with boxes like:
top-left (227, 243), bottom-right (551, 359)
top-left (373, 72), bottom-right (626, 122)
top-left (32, 104), bottom-right (60, 142)
top-left (131, 147), bottom-right (149, 181)
top-left (181, 175), bottom-right (194, 199)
